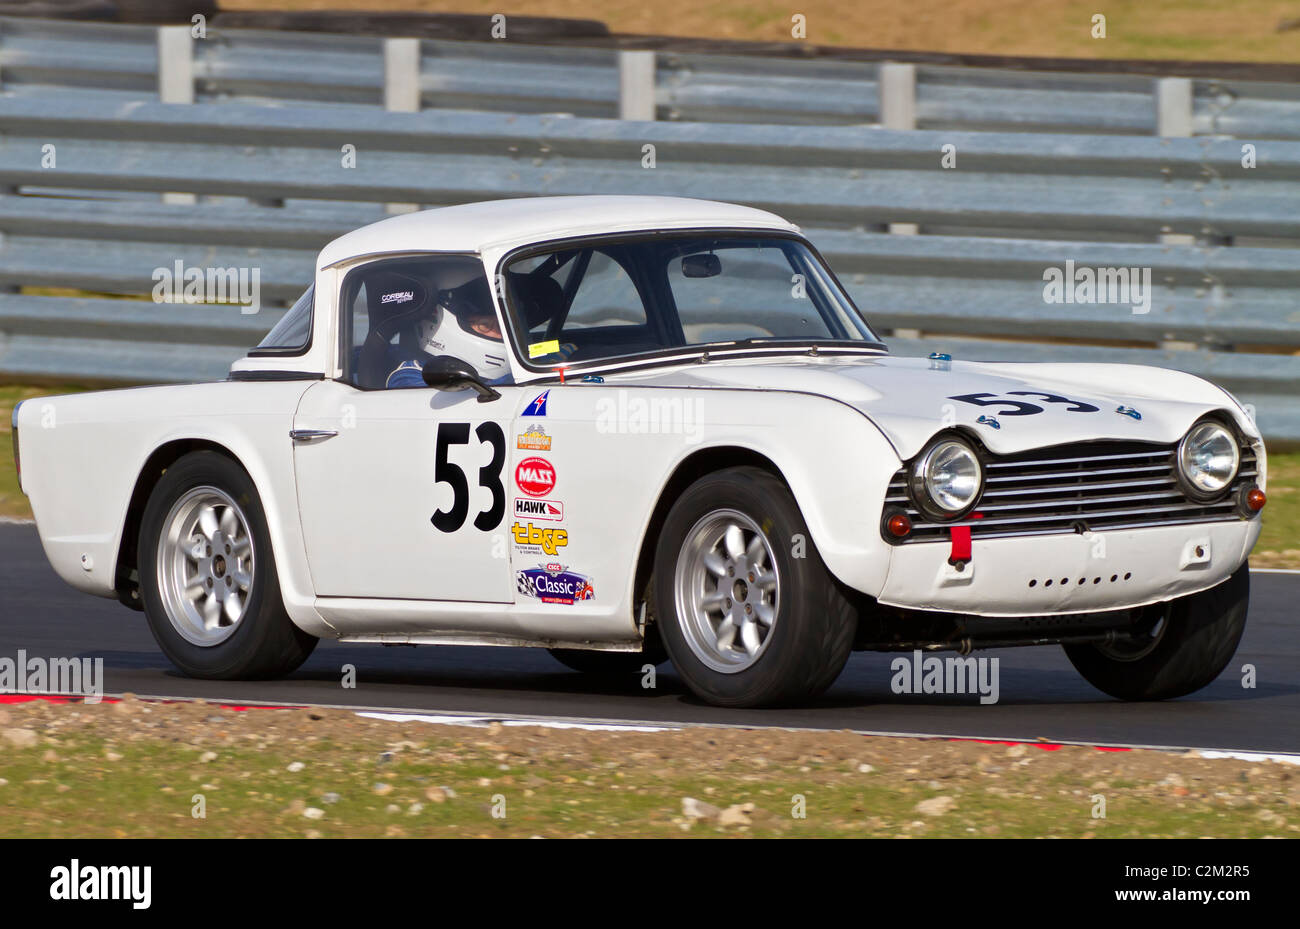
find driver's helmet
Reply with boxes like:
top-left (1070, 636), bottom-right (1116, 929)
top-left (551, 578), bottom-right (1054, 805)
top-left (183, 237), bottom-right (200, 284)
top-left (416, 273), bottom-right (506, 380)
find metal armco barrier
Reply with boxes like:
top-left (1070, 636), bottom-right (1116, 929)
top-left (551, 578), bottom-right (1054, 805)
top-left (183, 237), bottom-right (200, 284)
top-left (0, 17), bottom-right (1297, 442)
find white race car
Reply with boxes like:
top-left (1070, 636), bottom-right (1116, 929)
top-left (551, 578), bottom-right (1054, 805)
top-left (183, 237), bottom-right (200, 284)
top-left (14, 196), bottom-right (1267, 707)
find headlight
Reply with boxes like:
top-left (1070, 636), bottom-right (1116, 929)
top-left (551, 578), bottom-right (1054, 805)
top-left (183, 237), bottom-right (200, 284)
top-left (911, 438), bottom-right (983, 518)
top-left (1177, 420), bottom-right (1239, 499)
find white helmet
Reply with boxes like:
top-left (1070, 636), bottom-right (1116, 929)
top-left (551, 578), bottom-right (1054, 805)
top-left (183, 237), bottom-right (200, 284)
top-left (415, 272), bottom-right (507, 380)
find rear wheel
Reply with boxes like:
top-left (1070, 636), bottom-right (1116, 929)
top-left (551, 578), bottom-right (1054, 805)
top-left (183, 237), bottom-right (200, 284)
top-left (653, 467), bottom-right (856, 707)
top-left (1064, 563), bottom-right (1249, 700)
top-left (138, 451), bottom-right (317, 679)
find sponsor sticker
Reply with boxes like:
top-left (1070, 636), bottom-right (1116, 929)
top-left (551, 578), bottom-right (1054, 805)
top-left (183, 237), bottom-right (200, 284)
top-left (381, 290), bottom-right (414, 305)
top-left (516, 424), bottom-right (552, 450)
top-left (511, 522), bottom-right (568, 555)
top-left (516, 564), bottom-right (594, 604)
top-left (513, 497), bottom-right (564, 521)
top-left (515, 456), bottom-right (556, 497)
top-left (522, 390), bottom-right (549, 417)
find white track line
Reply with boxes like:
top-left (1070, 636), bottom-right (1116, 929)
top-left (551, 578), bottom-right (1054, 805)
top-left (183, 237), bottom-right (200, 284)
top-left (355, 711), bottom-right (675, 732)
top-left (28, 690), bottom-right (1293, 761)
top-left (1196, 749), bottom-right (1300, 766)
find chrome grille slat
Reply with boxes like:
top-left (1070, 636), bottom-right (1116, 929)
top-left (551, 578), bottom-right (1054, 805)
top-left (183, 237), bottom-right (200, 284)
top-left (889, 438), bottom-right (1255, 543)
top-left (910, 500), bottom-right (1238, 531)
top-left (985, 463), bottom-right (1171, 483)
top-left (970, 489), bottom-right (1187, 513)
top-left (979, 476), bottom-right (1177, 497)
top-left (889, 471), bottom-right (1253, 500)
top-left (985, 450), bottom-right (1171, 469)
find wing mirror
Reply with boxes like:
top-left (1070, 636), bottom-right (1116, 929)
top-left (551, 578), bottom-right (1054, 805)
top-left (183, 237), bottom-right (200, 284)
top-left (422, 356), bottom-right (501, 403)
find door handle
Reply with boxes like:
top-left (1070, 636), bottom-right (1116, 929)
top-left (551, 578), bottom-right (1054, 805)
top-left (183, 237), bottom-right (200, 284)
top-left (290, 429), bottom-right (339, 442)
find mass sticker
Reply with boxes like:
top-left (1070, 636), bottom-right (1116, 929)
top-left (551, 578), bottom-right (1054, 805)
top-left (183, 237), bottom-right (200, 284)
top-left (515, 457), bottom-right (556, 497)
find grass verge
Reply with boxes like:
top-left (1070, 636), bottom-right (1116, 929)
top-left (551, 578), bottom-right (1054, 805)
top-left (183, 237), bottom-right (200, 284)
top-left (0, 697), bottom-right (1296, 838)
top-left (221, 0), bottom-right (1300, 63)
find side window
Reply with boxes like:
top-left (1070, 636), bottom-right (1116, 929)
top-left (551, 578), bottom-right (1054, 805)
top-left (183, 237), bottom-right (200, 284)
top-left (250, 285), bottom-right (313, 355)
top-left (507, 247), bottom-right (656, 365)
top-left (563, 251), bottom-right (646, 329)
top-left (340, 256), bottom-right (504, 390)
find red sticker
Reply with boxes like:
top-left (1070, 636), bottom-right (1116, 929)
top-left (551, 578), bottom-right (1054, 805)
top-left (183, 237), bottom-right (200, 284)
top-left (515, 457), bottom-right (556, 497)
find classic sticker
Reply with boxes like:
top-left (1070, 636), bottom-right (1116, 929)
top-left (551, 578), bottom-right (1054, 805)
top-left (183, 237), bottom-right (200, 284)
top-left (515, 456), bottom-right (556, 497)
top-left (516, 564), bottom-right (594, 604)
top-left (513, 498), bottom-right (564, 521)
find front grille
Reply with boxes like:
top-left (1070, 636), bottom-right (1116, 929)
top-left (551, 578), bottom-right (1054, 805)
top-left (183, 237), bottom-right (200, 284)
top-left (886, 439), bottom-right (1257, 542)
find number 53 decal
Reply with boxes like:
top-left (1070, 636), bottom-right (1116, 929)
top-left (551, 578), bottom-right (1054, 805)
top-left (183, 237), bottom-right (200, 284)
top-left (431, 421), bottom-right (506, 532)
top-left (948, 391), bottom-right (1100, 416)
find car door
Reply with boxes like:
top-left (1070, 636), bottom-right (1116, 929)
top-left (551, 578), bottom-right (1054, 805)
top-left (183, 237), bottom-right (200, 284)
top-left (291, 378), bottom-right (519, 602)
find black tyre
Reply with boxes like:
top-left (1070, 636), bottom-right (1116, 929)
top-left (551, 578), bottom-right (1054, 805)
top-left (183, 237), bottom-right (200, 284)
top-left (1064, 563), bottom-right (1249, 700)
top-left (652, 466), bottom-right (856, 707)
top-left (138, 451), bottom-right (317, 679)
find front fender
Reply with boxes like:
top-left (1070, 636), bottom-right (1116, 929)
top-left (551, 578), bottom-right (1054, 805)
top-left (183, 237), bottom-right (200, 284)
top-left (631, 390), bottom-right (902, 600)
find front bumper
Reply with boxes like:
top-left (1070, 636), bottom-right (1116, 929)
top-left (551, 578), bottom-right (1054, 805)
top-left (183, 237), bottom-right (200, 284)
top-left (878, 518), bottom-right (1259, 617)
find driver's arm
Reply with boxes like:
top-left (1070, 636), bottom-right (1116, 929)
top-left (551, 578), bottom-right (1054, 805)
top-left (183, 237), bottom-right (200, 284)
top-left (385, 359), bottom-right (426, 389)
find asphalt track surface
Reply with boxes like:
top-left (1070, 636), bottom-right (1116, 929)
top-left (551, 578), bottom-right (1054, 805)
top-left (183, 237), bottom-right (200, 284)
top-left (1, 524), bottom-right (1296, 753)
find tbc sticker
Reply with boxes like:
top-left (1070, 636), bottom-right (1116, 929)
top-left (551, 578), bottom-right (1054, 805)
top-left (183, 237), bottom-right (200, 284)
top-left (516, 564), bottom-right (594, 604)
top-left (511, 522), bottom-right (568, 555)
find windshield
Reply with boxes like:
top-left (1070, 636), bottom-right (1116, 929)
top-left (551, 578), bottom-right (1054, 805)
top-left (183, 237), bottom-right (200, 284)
top-left (502, 233), bottom-right (880, 369)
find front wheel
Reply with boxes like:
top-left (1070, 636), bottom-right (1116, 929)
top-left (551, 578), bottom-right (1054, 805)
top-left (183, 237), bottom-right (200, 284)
top-left (138, 451), bottom-right (317, 679)
top-left (653, 467), bottom-right (856, 708)
top-left (1064, 563), bottom-right (1249, 700)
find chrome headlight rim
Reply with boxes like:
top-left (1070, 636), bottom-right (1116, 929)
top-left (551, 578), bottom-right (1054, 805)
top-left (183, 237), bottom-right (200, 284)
top-left (1175, 418), bottom-right (1241, 503)
top-left (908, 435), bottom-right (985, 521)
